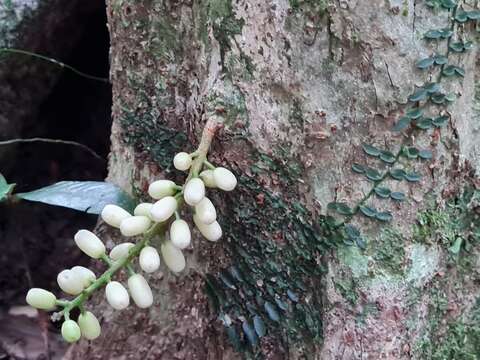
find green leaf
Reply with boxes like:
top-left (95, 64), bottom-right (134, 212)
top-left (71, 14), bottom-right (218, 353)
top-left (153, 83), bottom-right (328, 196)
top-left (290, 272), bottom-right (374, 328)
top-left (264, 302), bottom-right (280, 322)
top-left (345, 224), bottom-right (361, 239)
top-left (275, 298), bottom-right (289, 311)
top-left (253, 315), bottom-right (266, 337)
top-left (454, 66), bottom-right (465, 77)
top-left (440, 0), bottom-right (456, 9)
top-left (287, 289), bottom-right (299, 302)
top-left (352, 163), bottom-right (365, 174)
top-left (424, 29), bottom-right (442, 39)
top-left (328, 202), bottom-right (353, 215)
top-left (449, 237), bottom-right (463, 254)
top-left (442, 65), bottom-right (456, 77)
top-left (242, 321), bottom-right (259, 346)
top-left (430, 93), bottom-right (445, 104)
top-left (449, 42), bottom-right (465, 52)
top-left (374, 187), bottom-right (391, 198)
top-left (406, 108), bottom-right (423, 119)
top-left (226, 326), bottom-right (242, 351)
top-left (365, 168), bottom-right (383, 181)
top-left (415, 118), bottom-right (433, 130)
top-left (416, 57), bottom-right (434, 69)
top-left (355, 236), bottom-right (367, 250)
top-left (424, 82), bottom-right (441, 94)
top-left (404, 147), bottom-right (419, 159)
top-left (359, 205), bottom-right (377, 218)
top-left (393, 116), bottom-right (411, 132)
top-left (390, 168), bottom-right (407, 180)
top-left (405, 172), bottom-right (422, 182)
top-left (229, 265), bottom-right (244, 283)
top-left (219, 271), bottom-right (236, 289)
top-left (467, 10), bottom-right (480, 20)
top-left (380, 151), bottom-right (396, 164)
top-left (455, 8), bottom-right (468, 22)
top-left (409, 88), bottom-right (428, 102)
top-left (433, 115), bottom-right (449, 127)
top-left (16, 181), bottom-right (135, 214)
top-left (375, 211), bottom-right (393, 222)
top-left (418, 149), bottom-right (433, 160)
top-left (390, 192), bottom-right (406, 201)
top-left (433, 55), bottom-right (448, 65)
top-left (464, 41), bottom-right (474, 50)
top-left (444, 93), bottom-right (456, 103)
top-left (0, 173), bottom-right (15, 202)
top-left (362, 143), bottom-right (381, 157)
top-left (439, 28), bottom-right (453, 38)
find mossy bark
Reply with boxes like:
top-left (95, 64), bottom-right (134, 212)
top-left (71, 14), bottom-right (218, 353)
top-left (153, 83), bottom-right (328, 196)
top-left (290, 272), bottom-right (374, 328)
top-left (66, 1), bottom-right (479, 359)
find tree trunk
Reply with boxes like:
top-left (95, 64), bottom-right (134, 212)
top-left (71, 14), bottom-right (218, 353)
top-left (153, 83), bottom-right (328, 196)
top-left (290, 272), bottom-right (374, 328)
top-left (66, 0), bottom-right (480, 359)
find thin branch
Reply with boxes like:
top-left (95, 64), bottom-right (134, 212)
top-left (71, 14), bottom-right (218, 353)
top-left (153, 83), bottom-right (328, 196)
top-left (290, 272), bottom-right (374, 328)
top-left (0, 137), bottom-right (105, 162)
top-left (0, 48), bottom-right (110, 83)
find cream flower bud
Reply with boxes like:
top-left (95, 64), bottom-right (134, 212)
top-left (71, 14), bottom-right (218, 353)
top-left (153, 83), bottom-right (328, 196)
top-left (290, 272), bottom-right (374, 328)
top-left (170, 219), bottom-right (191, 249)
top-left (109, 242), bottom-right (135, 261)
top-left (57, 269), bottom-right (84, 295)
top-left (74, 230), bottom-right (106, 259)
top-left (101, 204), bottom-right (131, 228)
top-left (128, 274), bottom-right (153, 308)
top-left (71, 266), bottom-right (96, 288)
top-left (195, 197), bottom-right (217, 224)
top-left (173, 152), bottom-right (192, 171)
top-left (105, 281), bottom-right (129, 310)
top-left (184, 178), bottom-right (205, 206)
top-left (193, 214), bottom-right (222, 242)
top-left (26, 288), bottom-right (56, 310)
top-left (199, 170), bottom-right (217, 188)
top-left (160, 239), bottom-right (186, 273)
top-left (148, 180), bottom-right (176, 200)
top-left (62, 320), bottom-right (81, 343)
top-left (120, 216), bottom-right (151, 236)
top-left (78, 311), bottom-right (101, 340)
top-left (139, 246), bottom-right (160, 273)
top-left (150, 196), bottom-right (177, 222)
top-left (134, 203), bottom-right (153, 218)
top-left (213, 167), bottom-right (237, 191)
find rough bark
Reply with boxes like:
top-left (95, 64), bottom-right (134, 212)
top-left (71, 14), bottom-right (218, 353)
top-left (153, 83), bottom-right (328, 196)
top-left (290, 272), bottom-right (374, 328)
top-left (66, 1), bottom-right (479, 359)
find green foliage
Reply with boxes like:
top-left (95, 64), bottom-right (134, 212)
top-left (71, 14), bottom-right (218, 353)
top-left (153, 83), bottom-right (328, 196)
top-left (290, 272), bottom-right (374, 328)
top-left (0, 173), bottom-right (15, 201)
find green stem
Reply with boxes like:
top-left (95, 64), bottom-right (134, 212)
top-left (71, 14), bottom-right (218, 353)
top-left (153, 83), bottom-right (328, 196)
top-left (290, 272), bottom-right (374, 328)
top-left (203, 160), bottom-right (216, 170)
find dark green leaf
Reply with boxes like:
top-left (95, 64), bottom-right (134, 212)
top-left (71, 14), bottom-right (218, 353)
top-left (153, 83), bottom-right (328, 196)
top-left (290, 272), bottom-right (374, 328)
top-left (253, 315), bottom-right (266, 337)
top-left (455, 8), bottom-right (468, 22)
top-left (416, 57), bottom-right (434, 69)
top-left (393, 116), bottom-right (411, 132)
top-left (406, 108), bottom-right (423, 119)
top-left (449, 42), bottom-right (465, 52)
top-left (404, 147), bottom-right (419, 159)
top-left (242, 321), bottom-right (258, 347)
top-left (409, 88), bottom-right (428, 102)
top-left (362, 143), bottom-right (381, 157)
top-left (359, 205), bottom-right (377, 218)
top-left (390, 168), bottom-right (407, 180)
top-left (390, 192), bottom-right (406, 201)
top-left (405, 172), bottom-right (422, 182)
top-left (433, 115), bottom-right (449, 127)
top-left (444, 93), bottom-right (456, 103)
top-left (264, 302), bottom-right (280, 322)
top-left (433, 55), bottom-right (448, 65)
top-left (352, 163), bottom-right (365, 174)
top-left (424, 29), bottom-right (442, 39)
top-left (355, 236), bottom-right (367, 250)
top-left (439, 28), bottom-right (453, 38)
top-left (380, 151), bottom-right (396, 164)
top-left (345, 224), bottom-right (360, 239)
top-left (329, 202), bottom-right (353, 215)
top-left (0, 173), bottom-right (15, 202)
top-left (226, 325), bottom-right (242, 351)
top-left (375, 211), bottom-right (393, 222)
top-left (275, 298), bottom-right (289, 311)
top-left (454, 66), bottom-right (465, 77)
top-left (464, 41), bottom-right (474, 50)
top-left (287, 289), bottom-right (299, 302)
top-left (229, 265), bottom-right (244, 283)
top-left (219, 271), bottom-right (236, 289)
top-left (16, 181), bottom-right (135, 214)
top-left (467, 10), bottom-right (480, 20)
top-left (374, 187), bottom-right (391, 198)
top-left (442, 65), bottom-right (456, 77)
top-left (440, 0), bottom-right (456, 9)
top-left (418, 149), bottom-right (433, 160)
top-left (415, 118), bottom-right (433, 130)
top-left (430, 93), bottom-right (445, 104)
top-left (449, 237), bottom-right (463, 254)
top-left (365, 168), bottom-right (383, 181)
top-left (424, 83), bottom-right (440, 94)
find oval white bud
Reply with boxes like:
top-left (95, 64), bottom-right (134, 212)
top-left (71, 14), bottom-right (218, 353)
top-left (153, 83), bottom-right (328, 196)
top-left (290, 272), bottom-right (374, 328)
top-left (105, 281), bottom-right (129, 310)
top-left (160, 240), bottom-right (186, 273)
top-left (134, 203), bottom-right (153, 218)
top-left (170, 219), bottom-right (191, 249)
top-left (120, 216), bottom-right (151, 237)
top-left (199, 170), bottom-right (217, 188)
top-left (148, 180), bottom-right (176, 200)
top-left (213, 167), bottom-right (237, 191)
top-left (61, 320), bottom-right (81, 343)
top-left (195, 197), bottom-right (217, 224)
top-left (173, 152), bottom-right (192, 171)
top-left (57, 269), bottom-right (84, 295)
top-left (183, 178), bottom-right (205, 206)
top-left (26, 288), bottom-right (56, 310)
top-left (101, 204), bottom-right (131, 228)
top-left (150, 196), bottom-right (177, 222)
top-left (128, 274), bottom-right (153, 308)
top-left (78, 311), bottom-right (101, 340)
top-left (139, 246), bottom-right (160, 273)
top-left (74, 230), bottom-right (106, 259)
top-left (109, 242), bottom-right (135, 261)
top-left (193, 214), bottom-right (222, 242)
top-left (71, 266), bottom-right (96, 288)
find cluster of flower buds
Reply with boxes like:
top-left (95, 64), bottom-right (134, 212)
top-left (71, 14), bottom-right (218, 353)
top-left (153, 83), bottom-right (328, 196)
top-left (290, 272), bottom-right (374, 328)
top-left (25, 150), bottom-right (237, 343)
